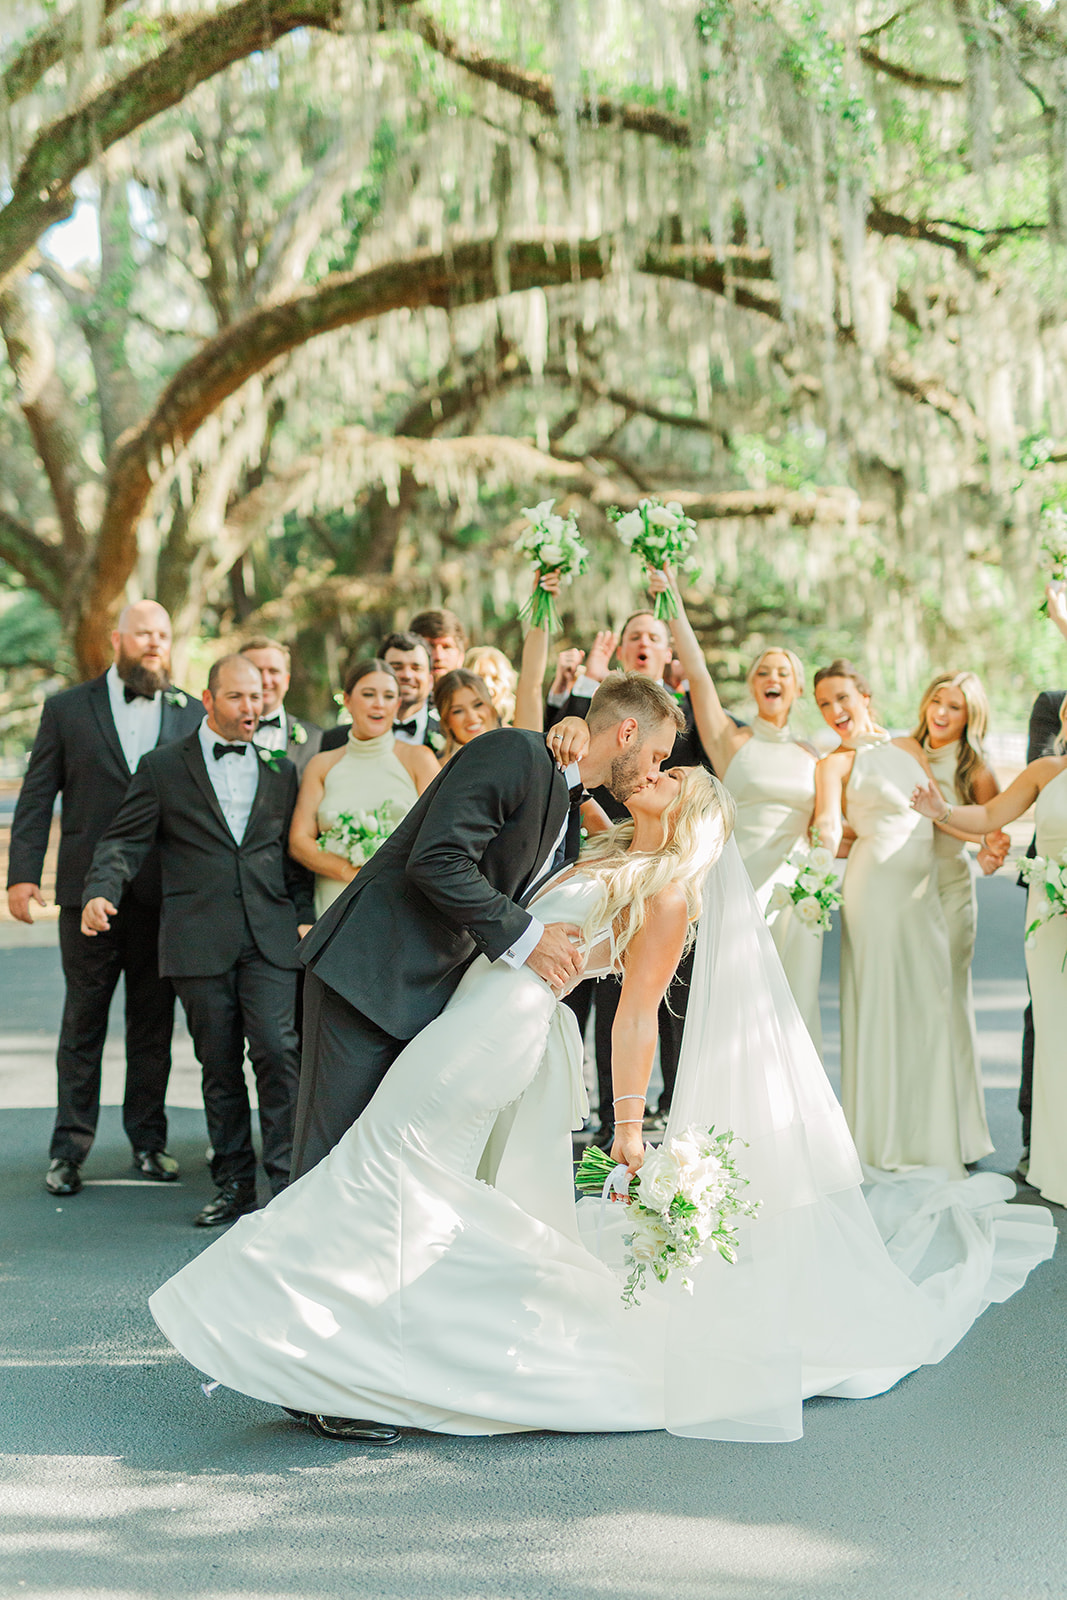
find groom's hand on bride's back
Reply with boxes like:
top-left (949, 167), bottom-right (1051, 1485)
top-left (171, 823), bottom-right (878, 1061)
top-left (525, 923), bottom-right (586, 991)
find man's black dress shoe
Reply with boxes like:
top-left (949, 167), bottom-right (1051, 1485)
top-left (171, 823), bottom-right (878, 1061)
top-left (193, 1180), bottom-right (257, 1228)
top-left (45, 1159), bottom-right (82, 1195)
top-left (134, 1149), bottom-right (180, 1181)
top-left (283, 1408), bottom-right (401, 1444)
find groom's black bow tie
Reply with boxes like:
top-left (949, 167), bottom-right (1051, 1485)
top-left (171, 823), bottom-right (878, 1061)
top-left (123, 684), bottom-right (156, 703)
top-left (257, 713), bottom-right (283, 730)
top-left (568, 782), bottom-right (587, 806)
top-left (213, 742), bottom-right (247, 759)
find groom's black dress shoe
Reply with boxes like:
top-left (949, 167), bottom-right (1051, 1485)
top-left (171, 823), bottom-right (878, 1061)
top-left (134, 1149), bottom-right (180, 1181)
top-left (194, 1180), bottom-right (257, 1227)
top-left (45, 1159), bottom-right (82, 1195)
top-left (284, 1408), bottom-right (401, 1444)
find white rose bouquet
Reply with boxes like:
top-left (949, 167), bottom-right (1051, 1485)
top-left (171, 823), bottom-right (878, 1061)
top-left (318, 802), bottom-right (402, 867)
top-left (517, 499), bottom-right (590, 633)
top-left (766, 832), bottom-right (842, 933)
top-left (575, 1125), bottom-right (759, 1306)
top-left (1019, 847), bottom-right (1067, 967)
top-left (608, 498), bottom-right (699, 621)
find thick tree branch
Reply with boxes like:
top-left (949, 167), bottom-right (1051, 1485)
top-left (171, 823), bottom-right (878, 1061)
top-left (0, 507), bottom-right (66, 605)
top-left (0, 0), bottom-right (418, 290)
top-left (0, 0), bottom-right (128, 106)
top-left (858, 46), bottom-right (963, 91)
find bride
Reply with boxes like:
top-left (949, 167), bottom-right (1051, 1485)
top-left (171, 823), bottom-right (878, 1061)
top-left (150, 762), bottom-right (1055, 1444)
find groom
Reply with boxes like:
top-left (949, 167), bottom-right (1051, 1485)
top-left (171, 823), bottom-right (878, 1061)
top-left (292, 672), bottom-right (684, 1179)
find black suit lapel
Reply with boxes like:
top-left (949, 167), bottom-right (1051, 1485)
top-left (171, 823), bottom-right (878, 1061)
top-left (526, 757), bottom-right (570, 891)
top-left (157, 691), bottom-right (193, 746)
top-left (87, 675), bottom-right (133, 779)
top-left (244, 753), bottom-right (272, 841)
top-left (181, 736), bottom-right (236, 844)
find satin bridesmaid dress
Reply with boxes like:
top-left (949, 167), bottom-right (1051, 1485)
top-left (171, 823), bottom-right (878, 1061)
top-left (839, 734), bottom-right (963, 1177)
top-left (923, 741), bottom-right (992, 1163)
top-left (723, 719), bottom-right (822, 1049)
top-left (1025, 766), bottom-right (1067, 1205)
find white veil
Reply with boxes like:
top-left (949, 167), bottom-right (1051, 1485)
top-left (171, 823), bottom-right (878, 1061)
top-left (654, 835), bottom-right (1056, 1442)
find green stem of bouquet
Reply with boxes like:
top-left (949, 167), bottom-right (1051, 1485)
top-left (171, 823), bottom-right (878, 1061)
top-left (519, 575), bottom-right (561, 634)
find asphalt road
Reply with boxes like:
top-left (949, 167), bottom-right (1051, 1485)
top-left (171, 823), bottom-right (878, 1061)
top-left (1, 875), bottom-right (1065, 1600)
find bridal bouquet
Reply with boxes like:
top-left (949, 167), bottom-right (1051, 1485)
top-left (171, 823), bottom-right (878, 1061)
top-left (318, 803), bottom-right (401, 867)
top-left (576, 1126), bottom-right (759, 1306)
top-left (1018, 847), bottom-right (1067, 964)
top-left (608, 499), bottom-right (699, 620)
top-left (517, 499), bottom-right (590, 632)
top-left (767, 835), bottom-right (842, 932)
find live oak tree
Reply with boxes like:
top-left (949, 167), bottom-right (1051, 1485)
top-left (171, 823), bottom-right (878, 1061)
top-left (1, 0), bottom-right (1066, 720)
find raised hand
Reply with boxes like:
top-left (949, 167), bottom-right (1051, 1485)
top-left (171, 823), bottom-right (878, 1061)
top-left (583, 630), bottom-right (618, 683)
top-left (1047, 581), bottom-right (1067, 639)
top-left (547, 715), bottom-right (590, 768)
top-left (550, 647), bottom-right (585, 698)
top-left (537, 569), bottom-right (563, 597)
top-left (911, 780), bottom-right (947, 820)
top-left (646, 565), bottom-right (675, 599)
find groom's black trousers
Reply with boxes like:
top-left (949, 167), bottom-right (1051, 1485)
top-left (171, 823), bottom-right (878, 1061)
top-left (291, 971), bottom-right (406, 1178)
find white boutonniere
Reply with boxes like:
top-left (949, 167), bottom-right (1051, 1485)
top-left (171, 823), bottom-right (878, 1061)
top-left (256, 745), bottom-right (287, 771)
top-left (290, 721), bottom-right (308, 746)
top-left (163, 688), bottom-right (188, 708)
top-left (428, 730), bottom-right (446, 754)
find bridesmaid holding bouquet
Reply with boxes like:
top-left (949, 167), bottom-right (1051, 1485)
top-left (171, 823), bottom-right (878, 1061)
top-left (647, 568), bottom-right (823, 1047)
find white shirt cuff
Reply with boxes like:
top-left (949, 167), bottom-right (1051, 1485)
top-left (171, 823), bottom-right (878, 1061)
top-left (570, 675), bottom-right (597, 700)
top-left (499, 915), bottom-right (543, 969)
top-left (546, 690), bottom-right (568, 707)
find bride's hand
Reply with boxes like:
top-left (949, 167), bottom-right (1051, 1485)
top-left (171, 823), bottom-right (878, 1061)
top-left (911, 780), bottom-right (945, 820)
top-left (611, 1125), bottom-right (646, 1176)
top-left (547, 715), bottom-right (590, 768)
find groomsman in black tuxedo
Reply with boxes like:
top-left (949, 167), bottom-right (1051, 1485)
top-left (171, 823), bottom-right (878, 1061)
top-left (293, 674), bottom-right (684, 1179)
top-left (239, 637), bottom-right (322, 776)
top-left (546, 609), bottom-right (726, 1149)
top-left (320, 632), bottom-right (443, 755)
top-left (82, 655), bottom-right (314, 1227)
top-left (6, 601), bottom-right (203, 1196)
top-left (1017, 686), bottom-right (1066, 1177)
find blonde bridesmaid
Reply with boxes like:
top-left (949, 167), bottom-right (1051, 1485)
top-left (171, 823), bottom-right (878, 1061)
top-left (812, 660), bottom-right (969, 1176)
top-left (913, 673), bottom-right (1008, 1165)
top-left (913, 691), bottom-right (1067, 1206)
top-left (648, 568), bottom-right (822, 1047)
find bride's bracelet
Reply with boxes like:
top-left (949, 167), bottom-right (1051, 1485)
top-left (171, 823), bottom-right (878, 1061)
top-left (613, 1095), bottom-right (644, 1106)
top-left (614, 1118), bottom-right (644, 1126)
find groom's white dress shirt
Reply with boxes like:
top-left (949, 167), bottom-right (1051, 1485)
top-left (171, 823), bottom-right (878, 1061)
top-left (499, 760), bottom-right (582, 970)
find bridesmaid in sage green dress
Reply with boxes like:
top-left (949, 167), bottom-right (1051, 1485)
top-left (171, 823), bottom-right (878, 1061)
top-left (913, 672), bottom-right (1008, 1165)
top-left (647, 568), bottom-right (823, 1048)
top-left (290, 659), bottom-right (438, 917)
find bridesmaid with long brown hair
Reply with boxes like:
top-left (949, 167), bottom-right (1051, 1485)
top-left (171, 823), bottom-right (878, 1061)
top-left (912, 672), bottom-right (1007, 1164)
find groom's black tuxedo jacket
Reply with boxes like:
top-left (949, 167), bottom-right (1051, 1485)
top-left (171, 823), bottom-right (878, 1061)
top-left (83, 731), bottom-right (314, 977)
top-left (300, 726), bottom-right (571, 1040)
top-left (7, 674), bottom-right (204, 908)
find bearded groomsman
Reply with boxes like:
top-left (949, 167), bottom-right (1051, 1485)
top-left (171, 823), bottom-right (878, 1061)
top-left (239, 637), bottom-right (322, 776)
top-left (321, 631), bottom-right (442, 755)
top-left (83, 656), bottom-right (314, 1227)
top-left (6, 601), bottom-right (204, 1195)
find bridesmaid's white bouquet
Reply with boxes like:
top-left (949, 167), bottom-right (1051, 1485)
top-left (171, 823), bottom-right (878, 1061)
top-left (319, 803), bottom-right (402, 866)
top-left (767, 835), bottom-right (842, 932)
top-left (1018, 848), bottom-right (1067, 962)
top-left (576, 1127), bottom-right (759, 1307)
top-left (517, 499), bottom-right (590, 632)
top-left (608, 499), bottom-right (699, 620)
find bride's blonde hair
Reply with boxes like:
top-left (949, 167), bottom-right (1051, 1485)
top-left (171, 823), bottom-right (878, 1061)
top-left (576, 768), bottom-right (735, 968)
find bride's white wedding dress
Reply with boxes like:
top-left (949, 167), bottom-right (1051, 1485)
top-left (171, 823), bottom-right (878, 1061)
top-left (150, 848), bottom-right (1055, 1442)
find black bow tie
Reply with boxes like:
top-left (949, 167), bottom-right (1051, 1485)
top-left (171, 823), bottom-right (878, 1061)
top-left (123, 685), bottom-right (156, 704)
top-left (394, 718), bottom-right (419, 737)
top-left (568, 782), bottom-right (587, 806)
top-left (213, 742), bottom-right (247, 759)
top-left (258, 714), bottom-right (282, 729)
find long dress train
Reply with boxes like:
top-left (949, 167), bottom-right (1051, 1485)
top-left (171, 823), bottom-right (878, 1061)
top-left (149, 859), bottom-right (1055, 1441)
top-left (723, 720), bottom-right (823, 1050)
top-left (1025, 767), bottom-right (1067, 1205)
